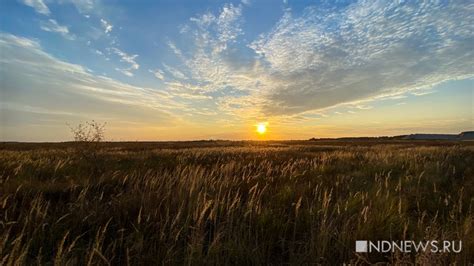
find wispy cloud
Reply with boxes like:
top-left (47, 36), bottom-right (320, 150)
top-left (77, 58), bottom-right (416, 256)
top-left (163, 63), bottom-right (187, 80)
top-left (354, 105), bottom-right (373, 110)
top-left (100, 19), bottom-right (113, 33)
top-left (241, 0), bottom-right (251, 6)
top-left (110, 47), bottom-right (139, 69)
top-left (4, 1), bottom-right (473, 140)
top-left (167, 41), bottom-right (185, 60)
top-left (40, 19), bottom-right (75, 40)
top-left (67, 0), bottom-right (95, 14)
top-left (150, 69), bottom-right (165, 80)
top-left (214, 3), bottom-right (243, 51)
top-left (411, 90), bottom-right (436, 96)
top-left (115, 68), bottom-right (133, 77)
top-left (161, 3), bottom-right (268, 121)
top-left (108, 47), bottom-right (139, 76)
top-left (0, 33), bottom-right (180, 134)
top-left (249, 1), bottom-right (474, 115)
top-left (20, 0), bottom-right (50, 15)
top-left (161, 1), bottom-right (473, 121)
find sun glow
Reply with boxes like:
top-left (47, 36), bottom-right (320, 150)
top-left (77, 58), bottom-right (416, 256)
top-left (256, 122), bottom-right (268, 135)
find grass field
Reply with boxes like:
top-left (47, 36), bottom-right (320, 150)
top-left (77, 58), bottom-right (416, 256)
top-left (1, 141), bottom-right (473, 264)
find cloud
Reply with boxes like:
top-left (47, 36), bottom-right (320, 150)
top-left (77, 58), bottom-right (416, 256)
top-left (161, 3), bottom-right (267, 119)
top-left (241, 0), bottom-right (251, 6)
top-left (187, 3), bottom-right (243, 54)
top-left (115, 68), bottom-right (133, 77)
top-left (108, 47), bottom-right (139, 76)
top-left (157, 1), bottom-right (473, 121)
top-left (0, 33), bottom-right (180, 140)
top-left (411, 90), bottom-right (436, 96)
top-left (215, 3), bottom-right (243, 50)
top-left (67, 0), bottom-right (95, 14)
top-left (50, 0), bottom-right (96, 15)
top-left (150, 69), bottom-right (165, 80)
top-left (40, 19), bottom-right (75, 40)
top-left (20, 0), bottom-right (50, 15)
top-left (100, 18), bottom-right (113, 33)
top-left (110, 47), bottom-right (138, 69)
top-left (249, 1), bottom-right (474, 115)
top-left (163, 63), bottom-right (187, 80)
top-left (354, 105), bottom-right (373, 110)
top-left (167, 41), bottom-right (185, 60)
top-left (162, 1), bottom-right (472, 121)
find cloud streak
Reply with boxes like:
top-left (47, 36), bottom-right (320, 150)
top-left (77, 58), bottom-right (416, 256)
top-left (0, 33), bottom-right (180, 138)
top-left (101, 19), bottom-right (113, 33)
top-left (108, 47), bottom-right (140, 76)
top-left (20, 0), bottom-right (50, 15)
top-left (40, 19), bottom-right (75, 40)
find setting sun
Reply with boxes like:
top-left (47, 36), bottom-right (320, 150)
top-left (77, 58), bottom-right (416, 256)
top-left (256, 122), bottom-right (268, 135)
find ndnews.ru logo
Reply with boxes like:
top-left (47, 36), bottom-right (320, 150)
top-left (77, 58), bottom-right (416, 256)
top-left (355, 240), bottom-right (462, 253)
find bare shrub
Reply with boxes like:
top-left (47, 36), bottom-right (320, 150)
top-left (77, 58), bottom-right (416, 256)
top-left (69, 120), bottom-right (106, 143)
top-left (68, 120), bottom-right (106, 174)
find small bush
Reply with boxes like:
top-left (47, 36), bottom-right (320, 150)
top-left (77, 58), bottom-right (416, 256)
top-left (68, 120), bottom-right (106, 174)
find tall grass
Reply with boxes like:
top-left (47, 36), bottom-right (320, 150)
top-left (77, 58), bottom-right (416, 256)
top-left (1, 142), bottom-right (473, 264)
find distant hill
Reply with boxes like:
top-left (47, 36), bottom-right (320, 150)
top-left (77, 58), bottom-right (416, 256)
top-left (402, 134), bottom-right (458, 140)
top-left (459, 131), bottom-right (474, 140)
top-left (403, 131), bottom-right (474, 140)
top-left (309, 131), bottom-right (474, 141)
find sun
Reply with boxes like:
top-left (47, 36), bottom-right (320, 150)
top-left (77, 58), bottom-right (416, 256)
top-left (256, 122), bottom-right (268, 135)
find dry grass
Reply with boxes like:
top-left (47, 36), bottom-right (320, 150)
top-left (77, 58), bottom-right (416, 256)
top-left (1, 141), bottom-right (473, 264)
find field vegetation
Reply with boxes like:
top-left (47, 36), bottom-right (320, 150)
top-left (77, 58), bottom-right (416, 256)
top-left (1, 140), bottom-right (473, 264)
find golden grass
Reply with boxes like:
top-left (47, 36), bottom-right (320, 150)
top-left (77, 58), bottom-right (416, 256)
top-left (0, 141), bottom-right (473, 264)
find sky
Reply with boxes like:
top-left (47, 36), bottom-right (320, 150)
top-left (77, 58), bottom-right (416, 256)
top-left (0, 0), bottom-right (473, 141)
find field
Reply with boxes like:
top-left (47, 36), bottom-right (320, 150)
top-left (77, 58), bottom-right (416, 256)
top-left (1, 140), bottom-right (473, 264)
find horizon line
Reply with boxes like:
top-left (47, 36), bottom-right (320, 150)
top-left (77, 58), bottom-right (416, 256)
top-left (2, 130), bottom-right (473, 144)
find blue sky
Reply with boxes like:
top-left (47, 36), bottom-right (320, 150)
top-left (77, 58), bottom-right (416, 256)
top-left (0, 0), bottom-right (473, 141)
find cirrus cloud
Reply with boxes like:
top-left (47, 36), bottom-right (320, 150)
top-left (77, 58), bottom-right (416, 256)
top-left (0, 33), bottom-right (181, 139)
top-left (40, 19), bottom-right (76, 40)
top-left (164, 1), bottom-right (474, 118)
top-left (20, 0), bottom-right (50, 15)
top-left (250, 1), bottom-right (474, 115)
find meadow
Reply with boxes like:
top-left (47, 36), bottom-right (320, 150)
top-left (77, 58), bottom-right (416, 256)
top-left (1, 140), bottom-right (473, 265)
